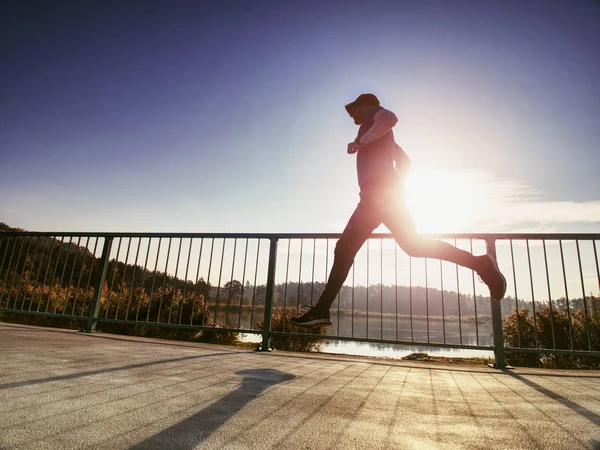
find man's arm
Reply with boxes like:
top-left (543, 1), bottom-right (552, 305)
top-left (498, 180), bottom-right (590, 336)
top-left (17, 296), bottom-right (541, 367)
top-left (357, 109), bottom-right (398, 147)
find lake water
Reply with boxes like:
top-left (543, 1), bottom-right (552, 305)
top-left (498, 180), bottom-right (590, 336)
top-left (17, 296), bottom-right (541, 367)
top-left (219, 308), bottom-right (495, 360)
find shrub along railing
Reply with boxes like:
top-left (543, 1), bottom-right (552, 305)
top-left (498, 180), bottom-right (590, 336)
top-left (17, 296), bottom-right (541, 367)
top-left (1, 231), bottom-right (599, 368)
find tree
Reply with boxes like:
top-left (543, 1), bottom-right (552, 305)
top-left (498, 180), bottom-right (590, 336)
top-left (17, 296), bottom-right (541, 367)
top-left (222, 280), bottom-right (242, 304)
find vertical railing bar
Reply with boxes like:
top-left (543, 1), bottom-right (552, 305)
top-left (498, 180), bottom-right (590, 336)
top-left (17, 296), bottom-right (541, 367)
top-left (455, 239), bottom-right (463, 346)
top-left (297, 238), bottom-right (303, 312)
top-left (325, 238), bottom-right (329, 282)
top-left (19, 236), bottom-right (41, 310)
top-left (0, 236), bottom-right (17, 308)
top-left (594, 240), bottom-right (600, 334)
top-left (237, 238), bottom-right (248, 330)
top-left (105, 237), bottom-right (123, 319)
top-left (0, 237), bottom-right (20, 308)
top-left (470, 239), bottom-right (479, 346)
top-left (147, 237), bottom-right (162, 322)
top-left (395, 243), bottom-right (398, 342)
top-left (335, 240), bottom-right (340, 337)
top-left (594, 240), bottom-right (600, 296)
top-left (486, 238), bottom-right (507, 368)
top-left (425, 257), bottom-right (429, 344)
top-left (380, 238), bottom-right (383, 341)
top-left (366, 239), bottom-right (370, 339)
top-left (17, 236), bottom-right (41, 311)
top-left (167, 238), bottom-right (183, 324)
top-left (114, 237), bottom-right (132, 320)
top-left (15, 236), bottom-right (35, 309)
top-left (136, 238), bottom-right (152, 322)
top-left (71, 236), bottom-right (91, 315)
top-left (325, 238), bottom-right (329, 283)
top-left (7, 237), bottom-right (26, 309)
top-left (542, 240), bottom-right (557, 349)
top-left (282, 239), bottom-right (291, 332)
top-left (157, 238), bottom-right (173, 323)
top-left (39, 237), bottom-right (58, 312)
top-left (202, 238), bottom-right (215, 328)
top-left (351, 262), bottom-right (355, 338)
top-left (31, 236), bottom-right (51, 312)
top-left (81, 237), bottom-right (100, 317)
top-left (191, 238), bottom-right (205, 326)
top-left (125, 238), bottom-right (142, 321)
top-left (86, 237), bottom-right (113, 332)
top-left (213, 238), bottom-right (226, 327)
top-left (0, 236), bottom-right (12, 285)
top-left (53, 236), bottom-right (73, 314)
top-left (525, 239), bottom-right (539, 348)
top-left (509, 239), bottom-right (521, 348)
top-left (409, 256), bottom-right (413, 343)
top-left (41, 237), bottom-right (58, 312)
top-left (225, 238), bottom-right (237, 328)
top-left (575, 240), bottom-right (591, 351)
top-left (440, 257), bottom-right (446, 345)
top-left (310, 238), bottom-right (316, 307)
top-left (559, 240), bottom-right (575, 350)
top-left (324, 239), bottom-right (333, 332)
top-left (12, 236), bottom-right (33, 309)
top-left (6, 236), bottom-right (25, 309)
top-left (250, 239), bottom-right (261, 329)
top-left (46, 237), bottom-right (65, 313)
top-left (260, 237), bottom-right (278, 351)
top-left (334, 290), bottom-right (340, 337)
top-left (178, 238), bottom-right (193, 325)
top-left (61, 236), bottom-right (81, 314)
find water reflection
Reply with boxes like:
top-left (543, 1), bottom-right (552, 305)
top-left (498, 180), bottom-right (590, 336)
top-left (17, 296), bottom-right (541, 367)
top-left (321, 340), bottom-right (494, 360)
top-left (219, 309), bottom-right (493, 348)
top-left (225, 306), bottom-right (494, 359)
top-left (240, 333), bottom-right (494, 360)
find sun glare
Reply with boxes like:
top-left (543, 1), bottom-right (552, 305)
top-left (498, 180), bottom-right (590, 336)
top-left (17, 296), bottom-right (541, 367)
top-left (403, 169), bottom-right (478, 233)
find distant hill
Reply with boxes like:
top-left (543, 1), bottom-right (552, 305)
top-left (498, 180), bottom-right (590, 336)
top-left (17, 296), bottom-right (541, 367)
top-left (0, 222), bottom-right (24, 232)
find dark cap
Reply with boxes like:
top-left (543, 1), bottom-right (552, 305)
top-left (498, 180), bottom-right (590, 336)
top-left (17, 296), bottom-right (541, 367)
top-left (345, 93), bottom-right (380, 116)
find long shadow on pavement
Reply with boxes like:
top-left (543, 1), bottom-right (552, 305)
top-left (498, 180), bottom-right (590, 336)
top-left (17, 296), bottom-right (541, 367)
top-left (0, 352), bottom-right (239, 390)
top-left (508, 372), bottom-right (600, 426)
top-left (129, 369), bottom-right (295, 450)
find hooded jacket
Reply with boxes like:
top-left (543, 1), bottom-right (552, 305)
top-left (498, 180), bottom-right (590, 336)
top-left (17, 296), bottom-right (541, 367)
top-left (355, 106), bottom-right (400, 187)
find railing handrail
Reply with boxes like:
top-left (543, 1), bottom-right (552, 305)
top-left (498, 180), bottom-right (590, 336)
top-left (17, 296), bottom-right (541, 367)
top-left (2, 231), bottom-right (600, 240)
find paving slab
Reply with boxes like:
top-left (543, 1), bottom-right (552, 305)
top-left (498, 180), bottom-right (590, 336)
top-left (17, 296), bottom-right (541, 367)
top-left (1, 322), bottom-right (599, 450)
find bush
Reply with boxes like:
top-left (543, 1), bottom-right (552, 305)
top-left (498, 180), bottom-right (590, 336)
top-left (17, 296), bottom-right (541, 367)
top-left (0, 311), bottom-right (83, 330)
top-left (95, 321), bottom-right (239, 345)
top-left (256, 307), bottom-right (327, 352)
top-left (0, 288), bottom-right (240, 346)
top-left (503, 305), bottom-right (600, 369)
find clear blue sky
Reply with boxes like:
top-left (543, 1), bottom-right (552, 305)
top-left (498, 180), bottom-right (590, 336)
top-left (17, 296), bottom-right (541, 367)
top-left (2, 0), bottom-right (599, 233)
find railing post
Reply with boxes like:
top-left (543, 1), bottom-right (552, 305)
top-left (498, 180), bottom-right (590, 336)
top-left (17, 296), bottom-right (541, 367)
top-left (486, 238), bottom-right (509, 369)
top-left (260, 237), bottom-right (278, 351)
top-left (85, 237), bottom-right (113, 333)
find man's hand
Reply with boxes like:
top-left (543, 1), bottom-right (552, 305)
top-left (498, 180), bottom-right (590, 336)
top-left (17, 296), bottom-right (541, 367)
top-left (347, 142), bottom-right (360, 154)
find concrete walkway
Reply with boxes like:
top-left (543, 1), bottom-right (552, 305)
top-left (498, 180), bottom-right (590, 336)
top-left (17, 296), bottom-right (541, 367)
top-left (0, 322), bottom-right (599, 450)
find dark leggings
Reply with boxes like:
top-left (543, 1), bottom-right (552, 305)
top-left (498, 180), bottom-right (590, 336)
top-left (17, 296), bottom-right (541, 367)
top-left (314, 177), bottom-right (479, 313)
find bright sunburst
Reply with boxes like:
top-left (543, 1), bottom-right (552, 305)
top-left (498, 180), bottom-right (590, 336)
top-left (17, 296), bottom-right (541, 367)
top-left (403, 169), bottom-right (478, 233)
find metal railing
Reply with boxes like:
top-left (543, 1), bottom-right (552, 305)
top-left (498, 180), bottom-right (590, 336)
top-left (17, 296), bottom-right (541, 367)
top-left (1, 231), bottom-right (599, 368)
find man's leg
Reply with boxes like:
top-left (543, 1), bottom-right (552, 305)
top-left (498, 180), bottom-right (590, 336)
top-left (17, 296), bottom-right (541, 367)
top-left (291, 200), bottom-right (383, 327)
top-left (382, 197), bottom-right (506, 300)
top-left (383, 203), bottom-right (479, 268)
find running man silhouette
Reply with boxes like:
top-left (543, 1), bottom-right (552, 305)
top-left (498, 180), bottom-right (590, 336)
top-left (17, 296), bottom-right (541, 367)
top-left (291, 93), bottom-right (507, 328)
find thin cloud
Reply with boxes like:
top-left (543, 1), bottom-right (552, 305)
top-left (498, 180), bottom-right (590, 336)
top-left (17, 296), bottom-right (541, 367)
top-left (466, 171), bottom-right (600, 231)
